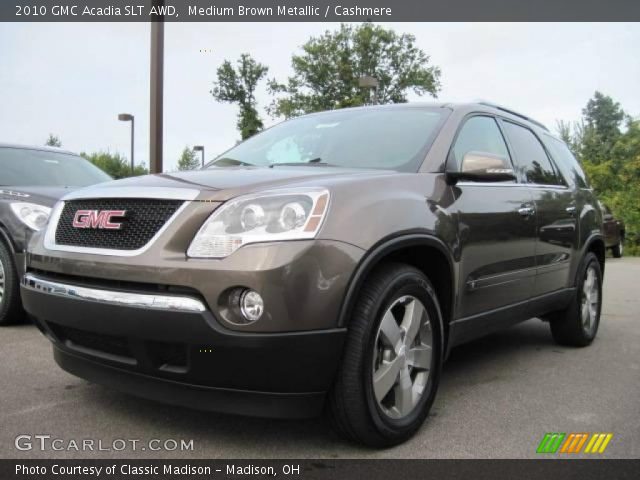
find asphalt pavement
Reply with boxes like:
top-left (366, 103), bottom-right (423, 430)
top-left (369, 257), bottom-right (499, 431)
top-left (1, 257), bottom-right (638, 459)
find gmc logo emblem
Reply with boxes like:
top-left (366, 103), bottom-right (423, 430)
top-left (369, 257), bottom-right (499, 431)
top-left (72, 210), bottom-right (126, 230)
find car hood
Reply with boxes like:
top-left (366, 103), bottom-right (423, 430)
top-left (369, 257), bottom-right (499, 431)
top-left (0, 186), bottom-right (78, 207)
top-left (65, 167), bottom-right (397, 202)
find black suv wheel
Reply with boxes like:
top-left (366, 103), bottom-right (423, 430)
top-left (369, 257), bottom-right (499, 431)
top-left (0, 240), bottom-right (23, 326)
top-left (549, 252), bottom-right (602, 347)
top-left (329, 263), bottom-right (443, 447)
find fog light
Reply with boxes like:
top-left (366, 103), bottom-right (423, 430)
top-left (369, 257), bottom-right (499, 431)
top-left (240, 289), bottom-right (264, 322)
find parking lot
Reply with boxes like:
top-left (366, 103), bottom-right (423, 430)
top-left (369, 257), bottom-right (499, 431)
top-left (1, 257), bottom-right (639, 459)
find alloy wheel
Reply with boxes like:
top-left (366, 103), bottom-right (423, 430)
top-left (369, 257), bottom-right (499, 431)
top-left (581, 265), bottom-right (599, 335)
top-left (372, 295), bottom-right (433, 419)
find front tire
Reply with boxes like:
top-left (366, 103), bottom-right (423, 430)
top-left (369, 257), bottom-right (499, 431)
top-left (611, 238), bottom-right (623, 258)
top-left (329, 263), bottom-right (443, 447)
top-left (549, 252), bottom-right (602, 347)
top-left (0, 240), bottom-right (24, 326)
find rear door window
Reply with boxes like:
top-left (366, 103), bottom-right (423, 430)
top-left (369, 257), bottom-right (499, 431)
top-left (502, 121), bottom-right (563, 186)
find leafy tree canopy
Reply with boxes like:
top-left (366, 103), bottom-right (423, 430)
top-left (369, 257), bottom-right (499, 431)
top-left (211, 53), bottom-right (268, 140)
top-left (580, 91), bottom-right (626, 164)
top-left (177, 146), bottom-right (201, 171)
top-left (268, 22), bottom-right (441, 118)
top-left (45, 134), bottom-right (61, 147)
top-left (559, 92), bottom-right (640, 253)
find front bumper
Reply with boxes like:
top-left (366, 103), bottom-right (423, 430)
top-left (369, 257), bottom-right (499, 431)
top-left (24, 193), bottom-right (365, 417)
top-left (22, 273), bottom-right (346, 418)
top-left (26, 232), bottom-right (364, 333)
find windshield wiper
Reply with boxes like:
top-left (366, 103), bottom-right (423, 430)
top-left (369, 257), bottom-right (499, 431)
top-left (269, 158), bottom-right (335, 168)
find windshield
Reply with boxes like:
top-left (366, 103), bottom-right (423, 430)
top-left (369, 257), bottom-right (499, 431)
top-left (207, 107), bottom-right (447, 172)
top-left (0, 147), bottom-right (112, 187)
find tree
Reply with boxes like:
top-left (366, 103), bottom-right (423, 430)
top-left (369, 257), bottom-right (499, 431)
top-left (580, 91), bottom-right (625, 164)
top-left (211, 53), bottom-right (268, 140)
top-left (555, 93), bottom-right (640, 253)
top-left (177, 146), bottom-right (200, 171)
top-left (556, 120), bottom-right (574, 147)
top-left (583, 92), bottom-right (625, 143)
top-left (80, 151), bottom-right (148, 179)
top-left (268, 23), bottom-right (441, 118)
top-left (586, 120), bottom-right (640, 253)
top-left (555, 120), bottom-right (583, 155)
top-left (45, 134), bottom-right (62, 147)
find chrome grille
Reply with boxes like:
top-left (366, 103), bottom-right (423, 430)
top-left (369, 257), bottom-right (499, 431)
top-left (54, 199), bottom-right (183, 251)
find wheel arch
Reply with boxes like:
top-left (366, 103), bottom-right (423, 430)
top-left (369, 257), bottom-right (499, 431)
top-left (0, 222), bottom-right (16, 254)
top-left (583, 234), bottom-right (605, 279)
top-left (337, 232), bottom-right (455, 348)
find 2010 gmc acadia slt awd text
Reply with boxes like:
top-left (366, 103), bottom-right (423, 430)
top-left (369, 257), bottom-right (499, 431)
top-left (21, 103), bottom-right (605, 447)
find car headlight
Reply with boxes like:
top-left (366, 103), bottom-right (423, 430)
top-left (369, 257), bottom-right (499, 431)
top-left (10, 202), bottom-right (52, 231)
top-left (187, 188), bottom-right (330, 258)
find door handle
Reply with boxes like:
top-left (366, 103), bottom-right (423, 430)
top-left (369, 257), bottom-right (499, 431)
top-left (566, 206), bottom-right (576, 216)
top-left (518, 206), bottom-right (535, 217)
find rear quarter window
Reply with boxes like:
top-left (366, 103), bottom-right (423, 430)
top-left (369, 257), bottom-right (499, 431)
top-left (543, 135), bottom-right (589, 189)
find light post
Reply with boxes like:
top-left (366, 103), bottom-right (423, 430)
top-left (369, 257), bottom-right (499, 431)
top-left (358, 75), bottom-right (379, 105)
top-left (150, 12), bottom-right (164, 174)
top-left (193, 145), bottom-right (205, 168)
top-left (117, 113), bottom-right (134, 174)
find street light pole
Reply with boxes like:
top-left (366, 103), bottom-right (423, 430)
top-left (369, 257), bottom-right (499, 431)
top-left (193, 145), bottom-right (205, 168)
top-left (149, 12), bottom-right (164, 174)
top-left (117, 113), bottom-right (135, 174)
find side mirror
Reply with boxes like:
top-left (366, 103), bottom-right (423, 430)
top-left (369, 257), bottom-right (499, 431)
top-left (447, 151), bottom-right (516, 185)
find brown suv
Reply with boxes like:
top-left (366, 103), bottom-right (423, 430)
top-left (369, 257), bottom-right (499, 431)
top-left (22, 103), bottom-right (605, 447)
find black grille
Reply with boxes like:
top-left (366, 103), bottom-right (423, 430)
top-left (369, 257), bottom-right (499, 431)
top-left (55, 199), bottom-right (183, 250)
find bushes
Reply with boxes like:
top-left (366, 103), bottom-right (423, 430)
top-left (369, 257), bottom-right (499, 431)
top-left (80, 151), bottom-right (148, 179)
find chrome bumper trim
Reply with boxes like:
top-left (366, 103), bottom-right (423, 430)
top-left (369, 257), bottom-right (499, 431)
top-left (22, 273), bottom-right (207, 313)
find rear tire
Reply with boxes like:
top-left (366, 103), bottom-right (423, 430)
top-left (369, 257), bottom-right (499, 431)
top-left (0, 239), bottom-right (24, 326)
top-left (549, 252), bottom-right (602, 347)
top-left (328, 263), bottom-right (443, 447)
top-left (611, 238), bottom-right (623, 258)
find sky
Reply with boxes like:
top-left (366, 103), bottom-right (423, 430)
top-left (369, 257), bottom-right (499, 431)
top-left (1, 22), bottom-right (639, 172)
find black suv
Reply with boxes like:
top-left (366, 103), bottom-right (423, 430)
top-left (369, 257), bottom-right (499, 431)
top-left (0, 143), bottom-right (111, 325)
top-left (22, 103), bottom-right (605, 447)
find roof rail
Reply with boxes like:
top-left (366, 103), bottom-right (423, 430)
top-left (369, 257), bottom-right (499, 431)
top-left (477, 101), bottom-right (549, 131)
